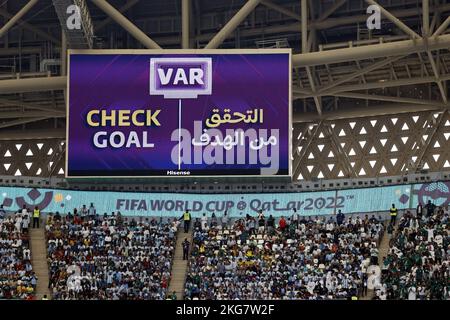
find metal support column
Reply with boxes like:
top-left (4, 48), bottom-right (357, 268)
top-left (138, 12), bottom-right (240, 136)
top-left (182, 0), bottom-right (190, 49)
top-left (61, 32), bottom-right (68, 105)
top-left (423, 0), bottom-right (429, 37)
top-left (301, 0), bottom-right (308, 54)
top-left (61, 33), bottom-right (67, 77)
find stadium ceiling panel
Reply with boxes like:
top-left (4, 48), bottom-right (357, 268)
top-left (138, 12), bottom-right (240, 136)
top-left (0, 0), bottom-right (449, 180)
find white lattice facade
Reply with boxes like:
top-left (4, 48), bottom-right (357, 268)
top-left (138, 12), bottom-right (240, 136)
top-left (293, 110), bottom-right (450, 181)
top-left (0, 111), bottom-right (448, 181)
top-left (0, 139), bottom-right (65, 178)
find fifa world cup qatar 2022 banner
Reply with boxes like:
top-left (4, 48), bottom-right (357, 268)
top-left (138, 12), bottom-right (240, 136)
top-left (1, 182), bottom-right (449, 217)
top-left (66, 49), bottom-right (292, 178)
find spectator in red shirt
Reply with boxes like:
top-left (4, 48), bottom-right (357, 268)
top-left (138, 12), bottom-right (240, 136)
top-left (279, 216), bottom-right (287, 231)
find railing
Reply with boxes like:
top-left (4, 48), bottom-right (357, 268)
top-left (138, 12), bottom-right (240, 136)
top-left (0, 171), bottom-right (448, 194)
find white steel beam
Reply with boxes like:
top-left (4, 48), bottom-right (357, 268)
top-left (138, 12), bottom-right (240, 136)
top-left (260, 0), bottom-right (300, 21)
top-left (427, 51), bottom-right (448, 103)
top-left (295, 74), bottom-right (450, 98)
top-left (0, 111), bottom-right (65, 118)
top-left (433, 16), bottom-right (450, 37)
top-left (0, 47), bottom-right (42, 56)
top-left (2, 72), bottom-right (446, 97)
top-left (411, 110), bottom-right (448, 172)
top-left (0, 129), bottom-right (65, 140)
top-left (301, 0), bottom-right (307, 54)
top-left (182, 0), bottom-right (190, 49)
top-left (0, 117), bottom-right (50, 129)
top-left (301, 0), bottom-right (321, 114)
top-left (0, 98), bottom-right (66, 115)
top-left (292, 103), bottom-right (445, 123)
top-left (61, 32), bottom-right (67, 77)
top-left (317, 0), bottom-right (346, 22)
top-left (0, 76), bottom-right (67, 94)
top-left (94, 0), bottom-right (140, 32)
top-left (323, 124), bottom-right (357, 177)
top-left (205, 0), bottom-right (261, 49)
top-left (317, 56), bottom-right (404, 94)
top-left (306, 67), bottom-right (322, 115)
top-left (0, 7), bottom-right (60, 44)
top-left (423, 0), bottom-right (430, 37)
top-left (332, 92), bottom-right (448, 108)
top-left (0, 0), bottom-right (39, 39)
top-left (292, 34), bottom-right (450, 67)
top-left (365, 0), bottom-right (421, 39)
top-left (116, 3), bottom-right (450, 47)
top-left (292, 121), bottom-right (324, 178)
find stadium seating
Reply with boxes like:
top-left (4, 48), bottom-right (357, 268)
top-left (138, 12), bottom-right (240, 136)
top-left (379, 207), bottom-right (449, 300)
top-left (184, 214), bottom-right (384, 300)
top-left (45, 213), bottom-right (178, 300)
top-left (0, 213), bottom-right (36, 299)
top-left (1, 200), bottom-right (445, 301)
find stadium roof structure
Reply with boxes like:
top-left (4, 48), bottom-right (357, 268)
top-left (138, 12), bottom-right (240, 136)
top-left (0, 0), bottom-right (449, 184)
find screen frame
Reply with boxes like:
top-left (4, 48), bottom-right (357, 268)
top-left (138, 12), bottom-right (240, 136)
top-left (65, 49), bottom-right (292, 180)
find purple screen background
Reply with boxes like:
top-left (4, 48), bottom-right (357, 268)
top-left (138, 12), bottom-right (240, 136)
top-left (68, 53), bottom-right (290, 176)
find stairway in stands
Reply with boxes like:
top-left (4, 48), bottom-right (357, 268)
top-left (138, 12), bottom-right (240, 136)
top-left (168, 227), bottom-right (193, 300)
top-left (377, 228), bottom-right (393, 268)
top-left (29, 225), bottom-right (51, 300)
top-left (361, 222), bottom-right (394, 300)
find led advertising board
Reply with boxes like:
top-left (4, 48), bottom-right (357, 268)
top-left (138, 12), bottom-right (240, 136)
top-left (66, 49), bottom-right (291, 178)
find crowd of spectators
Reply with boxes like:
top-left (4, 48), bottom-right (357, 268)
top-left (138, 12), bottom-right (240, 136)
top-left (378, 204), bottom-right (449, 300)
top-left (185, 210), bottom-right (384, 300)
top-left (0, 206), bottom-right (36, 299)
top-left (2, 197), bottom-right (447, 301)
top-left (45, 207), bottom-right (179, 300)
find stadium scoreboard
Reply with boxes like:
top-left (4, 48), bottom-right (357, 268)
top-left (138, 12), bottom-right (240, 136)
top-left (66, 49), bottom-right (291, 178)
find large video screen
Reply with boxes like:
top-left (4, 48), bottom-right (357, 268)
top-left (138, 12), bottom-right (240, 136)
top-left (66, 50), bottom-right (291, 178)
